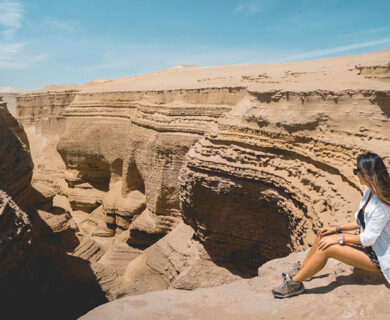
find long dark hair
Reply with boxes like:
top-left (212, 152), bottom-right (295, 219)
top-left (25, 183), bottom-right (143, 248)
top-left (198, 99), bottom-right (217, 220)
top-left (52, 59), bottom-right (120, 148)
top-left (357, 152), bottom-right (390, 206)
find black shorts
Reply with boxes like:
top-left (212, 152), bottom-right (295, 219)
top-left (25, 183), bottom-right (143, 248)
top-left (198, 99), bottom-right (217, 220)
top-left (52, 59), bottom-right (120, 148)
top-left (351, 244), bottom-right (381, 270)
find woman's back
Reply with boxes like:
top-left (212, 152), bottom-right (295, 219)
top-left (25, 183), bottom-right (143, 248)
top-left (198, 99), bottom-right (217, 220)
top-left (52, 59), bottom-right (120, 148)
top-left (354, 188), bottom-right (390, 283)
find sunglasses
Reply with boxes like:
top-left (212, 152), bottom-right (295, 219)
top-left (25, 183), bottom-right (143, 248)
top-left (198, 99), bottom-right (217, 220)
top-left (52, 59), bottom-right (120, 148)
top-left (353, 168), bottom-right (359, 175)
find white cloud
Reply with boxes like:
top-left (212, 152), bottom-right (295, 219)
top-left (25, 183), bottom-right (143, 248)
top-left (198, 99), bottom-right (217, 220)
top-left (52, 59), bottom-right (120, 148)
top-left (0, 41), bottom-right (24, 56)
top-left (235, 2), bottom-right (261, 15)
top-left (41, 18), bottom-right (78, 32)
top-left (0, 41), bottom-right (48, 69)
top-left (0, 0), bottom-right (23, 38)
top-left (0, 1), bottom-right (48, 70)
top-left (339, 26), bottom-right (390, 39)
top-left (276, 38), bottom-right (390, 62)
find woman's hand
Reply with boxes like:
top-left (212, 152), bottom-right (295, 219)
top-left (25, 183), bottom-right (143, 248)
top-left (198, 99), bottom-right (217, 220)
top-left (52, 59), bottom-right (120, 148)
top-left (317, 234), bottom-right (339, 250)
top-left (317, 226), bottom-right (337, 238)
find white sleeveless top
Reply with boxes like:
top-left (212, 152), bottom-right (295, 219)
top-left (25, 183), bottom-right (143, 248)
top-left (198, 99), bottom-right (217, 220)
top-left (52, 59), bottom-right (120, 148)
top-left (354, 188), bottom-right (390, 284)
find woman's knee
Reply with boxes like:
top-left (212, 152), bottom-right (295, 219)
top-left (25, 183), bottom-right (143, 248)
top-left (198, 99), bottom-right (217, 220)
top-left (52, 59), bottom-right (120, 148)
top-left (315, 244), bottom-right (342, 257)
top-left (323, 244), bottom-right (343, 257)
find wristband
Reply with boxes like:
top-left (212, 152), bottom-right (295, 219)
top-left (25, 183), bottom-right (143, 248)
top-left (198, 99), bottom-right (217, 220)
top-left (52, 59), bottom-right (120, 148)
top-left (338, 234), bottom-right (345, 245)
top-left (336, 224), bottom-right (342, 233)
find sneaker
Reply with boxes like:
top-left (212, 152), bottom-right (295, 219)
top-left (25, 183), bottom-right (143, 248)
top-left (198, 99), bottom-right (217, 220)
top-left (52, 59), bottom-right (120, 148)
top-left (272, 273), bottom-right (305, 298)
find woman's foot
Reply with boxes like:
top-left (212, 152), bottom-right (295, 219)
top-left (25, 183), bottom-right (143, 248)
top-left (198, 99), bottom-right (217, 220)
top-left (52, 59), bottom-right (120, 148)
top-left (272, 273), bottom-right (305, 298)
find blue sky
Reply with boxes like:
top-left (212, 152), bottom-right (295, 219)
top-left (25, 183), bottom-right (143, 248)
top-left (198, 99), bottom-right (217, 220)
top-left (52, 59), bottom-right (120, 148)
top-left (1, 0), bottom-right (390, 89)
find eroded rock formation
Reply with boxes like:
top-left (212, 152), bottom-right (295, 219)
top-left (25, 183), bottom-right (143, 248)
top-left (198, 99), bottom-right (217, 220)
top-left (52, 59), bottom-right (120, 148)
top-left (179, 88), bottom-right (390, 274)
top-left (79, 248), bottom-right (390, 320)
top-left (0, 97), bottom-right (32, 208)
top-left (0, 190), bottom-right (32, 294)
top-left (0, 98), bottom-right (116, 319)
top-left (5, 49), bottom-right (390, 318)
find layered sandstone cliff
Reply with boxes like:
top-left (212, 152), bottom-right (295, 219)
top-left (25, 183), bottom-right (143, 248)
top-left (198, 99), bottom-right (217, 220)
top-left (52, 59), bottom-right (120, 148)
top-left (11, 50), bottom-right (390, 318)
top-left (179, 88), bottom-right (390, 274)
top-left (0, 97), bottom-right (32, 207)
top-left (0, 98), bottom-right (120, 319)
top-left (0, 97), bottom-right (33, 303)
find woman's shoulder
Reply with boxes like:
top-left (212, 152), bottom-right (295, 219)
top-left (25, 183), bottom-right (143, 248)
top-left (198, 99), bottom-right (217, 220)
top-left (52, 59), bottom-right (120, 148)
top-left (371, 193), bottom-right (390, 215)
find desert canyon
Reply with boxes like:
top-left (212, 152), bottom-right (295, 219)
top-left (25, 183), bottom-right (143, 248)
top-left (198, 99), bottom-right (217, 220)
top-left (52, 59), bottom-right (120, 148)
top-left (1, 50), bottom-right (390, 319)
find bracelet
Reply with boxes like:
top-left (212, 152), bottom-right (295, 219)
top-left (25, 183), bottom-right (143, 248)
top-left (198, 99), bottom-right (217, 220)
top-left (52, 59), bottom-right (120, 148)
top-left (335, 224), bottom-right (342, 233)
top-left (338, 234), bottom-right (345, 245)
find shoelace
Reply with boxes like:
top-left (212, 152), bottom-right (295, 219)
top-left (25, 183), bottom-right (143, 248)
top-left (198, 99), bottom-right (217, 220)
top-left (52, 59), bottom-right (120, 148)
top-left (278, 272), bottom-right (292, 290)
top-left (279, 282), bottom-right (288, 290)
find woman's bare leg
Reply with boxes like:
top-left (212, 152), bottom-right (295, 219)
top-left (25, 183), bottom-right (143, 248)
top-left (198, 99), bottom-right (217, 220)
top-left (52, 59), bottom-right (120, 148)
top-left (300, 233), bottom-right (321, 268)
top-left (292, 244), bottom-right (380, 282)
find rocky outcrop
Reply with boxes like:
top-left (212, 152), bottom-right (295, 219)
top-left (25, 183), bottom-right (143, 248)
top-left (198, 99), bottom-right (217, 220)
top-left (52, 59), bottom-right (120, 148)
top-left (55, 89), bottom-right (243, 242)
top-left (80, 248), bottom-right (390, 320)
top-left (16, 90), bottom-right (77, 129)
top-left (15, 90), bottom-right (77, 208)
top-left (119, 221), bottom-right (240, 296)
top-left (178, 89), bottom-right (390, 274)
top-left (11, 50), bottom-right (390, 318)
top-left (0, 97), bottom-right (33, 208)
top-left (0, 98), bottom-right (119, 319)
top-left (355, 62), bottom-right (390, 81)
top-left (0, 190), bottom-right (32, 288)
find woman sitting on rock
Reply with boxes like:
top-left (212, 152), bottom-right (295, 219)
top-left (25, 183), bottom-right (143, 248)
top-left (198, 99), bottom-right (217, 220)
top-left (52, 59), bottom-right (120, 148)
top-left (272, 151), bottom-right (390, 298)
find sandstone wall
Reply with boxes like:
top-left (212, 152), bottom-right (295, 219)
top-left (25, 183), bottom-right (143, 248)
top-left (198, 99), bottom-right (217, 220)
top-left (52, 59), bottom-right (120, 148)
top-left (55, 88), bottom-right (245, 243)
top-left (0, 190), bottom-right (32, 292)
top-left (179, 89), bottom-right (390, 273)
top-left (0, 98), bottom-right (33, 208)
top-left (19, 84), bottom-right (390, 278)
top-left (16, 90), bottom-right (78, 135)
top-left (0, 98), bottom-right (33, 292)
top-left (1, 96), bottom-right (118, 319)
top-left (13, 50), bottom-right (390, 316)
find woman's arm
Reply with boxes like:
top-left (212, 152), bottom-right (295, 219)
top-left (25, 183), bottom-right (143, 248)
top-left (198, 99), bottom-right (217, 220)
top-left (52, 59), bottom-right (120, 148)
top-left (317, 232), bottom-right (362, 250)
top-left (317, 220), bottom-right (360, 238)
top-left (343, 233), bottom-right (362, 245)
top-left (337, 221), bottom-right (360, 232)
top-left (318, 208), bottom-right (389, 249)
